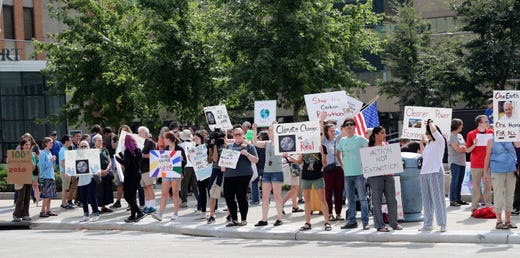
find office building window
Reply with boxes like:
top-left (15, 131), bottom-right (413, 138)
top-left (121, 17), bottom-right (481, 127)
top-left (2, 5), bottom-right (15, 39)
top-left (23, 7), bottom-right (35, 40)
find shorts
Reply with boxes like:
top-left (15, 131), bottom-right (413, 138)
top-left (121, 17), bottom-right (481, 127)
top-left (114, 172), bottom-right (123, 186)
top-left (162, 177), bottom-right (181, 182)
top-left (283, 166), bottom-right (300, 186)
top-left (140, 172), bottom-right (156, 187)
top-left (32, 166), bottom-right (39, 177)
top-left (262, 172), bottom-right (283, 183)
top-left (60, 173), bottom-right (72, 191)
top-left (209, 178), bottom-right (223, 199)
top-left (40, 178), bottom-right (57, 198)
top-left (301, 178), bottom-right (325, 190)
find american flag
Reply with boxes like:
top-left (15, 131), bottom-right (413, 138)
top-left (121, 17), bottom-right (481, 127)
top-left (354, 101), bottom-right (379, 136)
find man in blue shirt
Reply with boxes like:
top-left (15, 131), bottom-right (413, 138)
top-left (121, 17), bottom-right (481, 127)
top-left (50, 130), bottom-right (63, 165)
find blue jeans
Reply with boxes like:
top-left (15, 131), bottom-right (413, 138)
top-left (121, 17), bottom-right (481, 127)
top-left (449, 163), bottom-right (465, 202)
top-left (345, 175), bottom-right (369, 225)
top-left (251, 169), bottom-right (264, 203)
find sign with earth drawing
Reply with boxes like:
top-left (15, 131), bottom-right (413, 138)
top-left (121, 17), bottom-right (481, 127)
top-left (254, 100), bottom-right (277, 127)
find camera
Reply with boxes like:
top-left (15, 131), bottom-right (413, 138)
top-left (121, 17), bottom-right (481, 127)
top-left (208, 128), bottom-right (226, 148)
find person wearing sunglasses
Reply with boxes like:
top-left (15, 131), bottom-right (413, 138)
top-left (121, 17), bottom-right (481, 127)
top-left (77, 141), bottom-right (101, 222)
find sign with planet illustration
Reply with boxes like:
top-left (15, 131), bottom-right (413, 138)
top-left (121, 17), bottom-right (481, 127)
top-left (64, 149), bottom-right (101, 176)
top-left (254, 100), bottom-right (277, 127)
top-left (273, 121), bottom-right (321, 155)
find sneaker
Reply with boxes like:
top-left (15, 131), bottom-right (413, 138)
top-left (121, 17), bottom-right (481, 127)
top-left (255, 220), bottom-right (268, 227)
top-left (362, 223), bottom-right (370, 230)
top-left (124, 216), bottom-right (136, 223)
top-left (238, 220), bottom-right (247, 226)
top-left (171, 214), bottom-right (179, 220)
top-left (449, 201), bottom-right (461, 207)
top-left (439, 226), bottom-right (446, 232)
top-left (341, 222), bottom-right (358, 229)
top-left (61, 204), bottom-right (74, 209)
top-left (273, 220), bottom-right (283, 226)
top-left (226, 220), bottom-right (239, 227)
top-left (194, 210), bottom-right (202, 215)
top-left (195, 214), bottom-right (207, 220)
top-left (148, 207), bottom-right (157, 213)
top-left (207, 216), bottom-right (216, 224)
top-left (12, 216), bottom-right (22, 222)
top-left (91, 215), bottom-right (100, 222)
top-left (134, 213), bottom-right (145, 222)
top-left (22, 216), bottom-right (32, 221)
top-left (418, 226), bottom-right (434, 231)
top-left (101, 207), bottom-right (113, 213)
top-left (80, 216), bottom-right (90, 222)
top-left (215, 209), bottom-right (226, 215)
top-left (180, 202), bottom-right (188, 208)
top-left (110, 201), bottom-right (121, 209)
top-left (143, 207), bottom-right (151, 214)
top-left (152, 212), bottom-right (163, 221)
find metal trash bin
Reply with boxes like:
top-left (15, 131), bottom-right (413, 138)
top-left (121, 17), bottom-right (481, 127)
top-left (399, 152), bottom-right (424, 222)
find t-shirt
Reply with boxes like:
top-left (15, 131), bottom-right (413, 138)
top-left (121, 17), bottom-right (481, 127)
top-left (337, 135), bottom-right (368, 176)
top-left (490, 141), bottom-right (516, 173)
top-left (224, 142), bottom-right (258, 178)
top-left (466, 128), bottom-right (493, 168)
top-left (322, 137), bottom-right (339, 166)
top-left (51, 140), bottom-right (63, 165)
top-left (301, 151), bottom-right (324, 180)
top-left (58, 146), bottom-right (68, 173)
top-left (421, 130), bottom-right (446, 174)
top-left (263, 141), bottom-right (283, 173)
top-left (448, 132), bottom-right (466, 166)
top-left (140, 138), bottom-right (156, 173)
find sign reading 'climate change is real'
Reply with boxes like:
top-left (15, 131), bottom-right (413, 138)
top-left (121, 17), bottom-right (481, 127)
top-left (273, 121), bottom-right (321, 155)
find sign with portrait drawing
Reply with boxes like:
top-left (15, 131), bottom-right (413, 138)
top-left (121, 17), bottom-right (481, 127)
top-left (204, 105), bottom-right (233, 131)
top-left (493, 90), bottom-right (520, 142)
top-left (401, 106), bottom-right (452, 140)
top-left (65, 149), bottom-right (100, 176)
top-left (273, 121), bottom-right (321, 155)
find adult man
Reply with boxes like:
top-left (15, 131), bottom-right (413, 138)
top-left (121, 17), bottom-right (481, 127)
top-left (50, 130), bottom-right (63, 165)
top-left (138, 126), bottom-right (157, 214)
top-left (179, 129), bottom-right (199, 208)
top-left (501, 101), bottom-right (515, 120)
top-left (59, 135), bottom-right (74, 209)
top-left (466, 115), bottom-right (493, 214)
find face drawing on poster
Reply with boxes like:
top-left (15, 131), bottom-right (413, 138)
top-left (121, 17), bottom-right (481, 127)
top-left (206, 111), bottom-right (216, 125)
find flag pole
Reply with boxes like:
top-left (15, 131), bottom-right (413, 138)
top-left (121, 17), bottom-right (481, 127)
top-left (359, 95), bottom-right (380, 112)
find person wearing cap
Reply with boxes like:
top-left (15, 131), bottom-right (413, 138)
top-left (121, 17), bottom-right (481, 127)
top-left (50, 130), bottom-right (63, 165)
top-left (179, 129), bottom-right (199, 208)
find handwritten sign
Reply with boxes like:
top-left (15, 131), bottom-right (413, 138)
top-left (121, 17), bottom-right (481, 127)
top-left (149, 150), bottom-right (182, 178)
top-left (187, 144), bottom-right (212, 181)
top-left (65, 149), bottom-right (101, 176)
top-left (273, 121), bottom-right (321, 155)
top-left (114, 131), bottom-right (145, 182)
top-left (218, 149), bottom-right (241, 169)
top-left (493, 90), bottom-right (520, 142)
top-left (304, 91), bottom-right (361, 126)
top-left (7, 150), bottom-right (33, 184)
top-left (254, 100), bottom-right (277, 127)
top-left (401, 106), bottom-right (452, 140)
top-left (360, 143), bottom-right (403, 178)
top-left (204, 105), bottom-right (233, 131)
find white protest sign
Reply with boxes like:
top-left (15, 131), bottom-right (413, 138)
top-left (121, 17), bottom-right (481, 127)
top-left (115, 131), bottom-right (145, 181)
top-left (401, 106), bottom-right (452, 140)
top-left (187, 144), bottom-right (212, 181)
top-left (254, 100), bottom-right (277, 127)
top-left (218, 148), bottom-right (241, 169)
top-left (345, 95), bottom-right (364, 119)
top-left (65, 149), bottom-right (101, 176)
top-left (273, 121), bottom-right (321, 155)
top-left (493, 90), bottom-right (520, 142)
top-left (360, 143), bottom-right (403, 178)
top-left (204, 104), bottom-right (233, 131)
top-left (304, 91), bottom-right (357, 126)
top-left (476, 134), bottom-right (493, 146)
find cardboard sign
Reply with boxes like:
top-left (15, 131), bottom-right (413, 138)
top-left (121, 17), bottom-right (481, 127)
top-left (149, 150), bottom-right (182, 178)
top-left (273, 121), bottom-right (321, 155)
top-left (304, 91), bottom-right (359, 126)
top-left (360, 143), bottom-right (403, 178)
top-left (401, 106), bottom-right (452, 140)
top-left (204, 104), bottom-right (233, 131)
top-left (493, 90), bottom-right (520, 141)
top-left (254, 100), bottom-right (277, 127)
top-left (65, 149), bottom-right (101, 176)
top-left (7, 150), bottom-right (33, 184)
top-left (114, 131), bottom-right (145, 181)
top-left (218, 148), bottom-right (241, 169)
top-left (187, 144), bottom-right (212, 181)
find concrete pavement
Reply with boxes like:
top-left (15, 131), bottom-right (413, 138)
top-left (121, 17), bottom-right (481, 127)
top-left (1, 191), bottom-right (520, 244)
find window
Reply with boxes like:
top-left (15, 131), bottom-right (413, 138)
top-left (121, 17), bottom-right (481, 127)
top-left (2, 5), bottom-right (15, 39)
top-left (23, 7), bottom-right (35, 40)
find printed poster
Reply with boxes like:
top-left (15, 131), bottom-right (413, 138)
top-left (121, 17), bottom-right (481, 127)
top-left (114, 131), bottom-right (145, 181)
top-left (204, 104), bottom-right (233, 131)
top-left (273, 121), bottom-right (321, 155)
top-left (7, 150), bottom-right (33, 184)
top-left (360, 143), bottom-right (403, 178)
top-left (401, 106), bottom-right (452, 140)
top-left (218, 149), bottom-right (241, 169)
top-left (149, 150), bottom-right (183, 178)
top-left (304, 91), bottom-right (362, 126)
top-left (187, 144), bottom-right (212, 181)
top-left (254, 100), bottom-right (277, 127)
top-left (493, 90), bottom-right (520, 141)
top-left (65, 149), bottom-right (101, 176)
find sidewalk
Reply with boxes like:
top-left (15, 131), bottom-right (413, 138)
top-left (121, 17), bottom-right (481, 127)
top-left (1, 191), bottom-right (520, 244)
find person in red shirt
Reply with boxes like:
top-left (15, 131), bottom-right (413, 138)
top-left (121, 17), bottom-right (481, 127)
top-left (465, 115), bottom-right (493, 214)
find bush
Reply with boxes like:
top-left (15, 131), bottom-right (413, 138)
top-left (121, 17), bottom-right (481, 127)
top-left (0, 166), bottom-right (15, 192)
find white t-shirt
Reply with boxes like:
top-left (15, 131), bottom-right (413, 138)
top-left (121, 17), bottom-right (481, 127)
top-left (421, 130), bottom-right (446, 175)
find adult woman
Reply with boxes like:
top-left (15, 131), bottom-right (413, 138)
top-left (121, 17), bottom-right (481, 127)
top-left (252, 123), bottom-right (284, 227)
top-left (93, 134), bottom-right (113, 213)
top-left (418, 120), bottom-right (447, 232)
top-left (77, 141), bottom-right (100, 222)
top-left (193, 131), bottom-right (210, 219)
top-left (12, 140), bottom-right (35, 222)
top-left (251, 130), bottom-right (268, 205)
top-left (222, 128), bottom-right (258, 227)
top-left (448, 118), bottom-right (468, 207)
top-left (206, 129), bottom-right (226, 224)
top-left (20, 133), bottom-right (40, 206)
top-left (366, 126), bottom-right (402, 232)
top-left (152, 132), bottom-right (186, 221)
top-left (38, 137), bottom-right (57, 218)
top-left (116, 134), bottom-right (144, 223)
top-left (111, 124), bottom-right (133, 209)
top-left (157, 126), bottom-right (169, 150)
top-left (321, 118), bottom-right (344, 221)
top-left (483, 138), bottom-right (517, 229)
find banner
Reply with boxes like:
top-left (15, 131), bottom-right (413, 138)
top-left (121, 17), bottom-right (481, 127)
top-left (360, 143), bottom-right (403, 178)
top-left (254, 100), bottom-right (277, 127)
top-left (273, 121), bottom-right (321, 155)
top-left (65, 149), bottom-right (101, 176)
top-left (203, 105), bottom-right (233, 131)
top-left (187, 144), bottom-right (212, 181)
top-left (304, 91), bottom-right (361, 126)
top-left (493, 90), bottom-right (520, 141)
top-left (401, 106), bottom-right (452, 140)
top-left (114, 131), bottom-right (145, 181)
top-left (7, 150), bottom-right (33, 184)
top-left (149, 150), bottom-right (183, 178)
top-left (218, 149), bottom-right (241, 169)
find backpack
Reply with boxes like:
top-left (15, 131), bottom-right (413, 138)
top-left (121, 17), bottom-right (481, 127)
top-left (472, 207), bottom-right (496, 219)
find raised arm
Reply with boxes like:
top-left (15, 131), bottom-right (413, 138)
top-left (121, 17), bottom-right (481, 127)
top-left (251, 123), bottom-right (266, 148)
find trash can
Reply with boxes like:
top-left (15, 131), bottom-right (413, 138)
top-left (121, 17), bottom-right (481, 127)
top-left (399, 152), bottom-right (424, 222)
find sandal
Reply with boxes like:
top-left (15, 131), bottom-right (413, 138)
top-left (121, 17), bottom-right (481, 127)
top-left (292, 207), bottom-right (304, 213)
top-left (300, 222), bottom-right (312, 231)
top-left (47, 211), bottom-right (58, 216)
top-left (377, 227), bottom-right (390, 232)
top-left (504, 221), bottom-right (518, 229)
top-left (226, 221), bottom-right (239, 227)
top-left (324, 222), bottom-right (332, 231)
top-left (393, 225), bottom-right (403, 230)
top-left (496, 222), bottom-right (506, 229)
top-left (328, 215), bottom-right (336, 221)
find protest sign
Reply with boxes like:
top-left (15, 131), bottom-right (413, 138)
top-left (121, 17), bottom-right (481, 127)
top-left (187, 144), bottom-right (212, 181)
top-left (304, 91), bottom-right (361, 126)
top-left (218, 149), bottom-right (241, 169)
top-left (493, 90), bottom-right (520, 141)
top-left (360, 143), bottom-right (403, 178)
top-left (273, 121), bottom-right (321, 155)
top-left (65, 149), bottom-right (101, 176)
top-left (254, 100), bottom-right (277, 127)
top-left (114, 131), bottom-right (145, 181)
top-left (401, 106), bottom-right (452, 140)
top-left (204, 105), bottom-right (233, 131)
top-left (7, 150), bottom-right (33, 184)
top-left (149, 150), bottom-right (183, 178)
